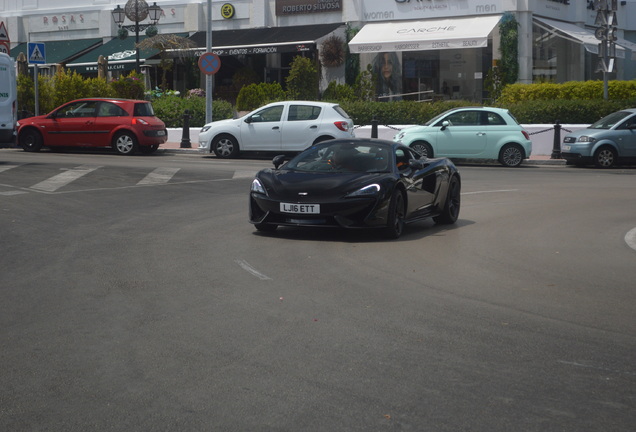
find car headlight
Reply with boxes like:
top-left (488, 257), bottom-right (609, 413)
top-left (200, 125), bottom-right (211, 133)
top-left (577, 136), bottom-right (596, 143)
top-left (346, 183), bottom-right (380, 198)
top-left (251, 178), bottom-right (267, 196)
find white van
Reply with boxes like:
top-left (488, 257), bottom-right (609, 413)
top-left (0, 53), bottom-right (17, 144)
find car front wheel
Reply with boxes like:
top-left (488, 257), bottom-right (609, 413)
top-left (113, 131), bottom-right (138, 155)
top-left (384, 191), bottom-right (406, 239)
top-left (20, 129), bottom-right (43, 152)
top-left (433, 175), bottom-right (461, 225)
top-left (499, 144), bottom-right (524, 167)
top-left (213, 135), bottom-right (239, 158)
top-left (593, 146), bottom-right (617, 168)
top-left (411, 141), bottom-right (433, 158)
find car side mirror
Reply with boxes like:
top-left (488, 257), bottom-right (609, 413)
top-left (409, 159), bottom-right (427, 170)
top-left (244, 116), bottom-right (252, 124)
top-left (272, 154), bottom-right (286, 169)
top-left (441, 120), bottom-right (450, 131)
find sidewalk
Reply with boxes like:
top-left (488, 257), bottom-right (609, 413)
top-left (160, 140), bottom-right (567, 165)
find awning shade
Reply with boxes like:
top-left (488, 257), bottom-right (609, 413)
top-left (533, 17), bottom-right (634, 60)
top-left (11, 38), bottom-right (102, 66)
top-left (187, 23), bottom-right (343, 56)
top-left (66, 34), bottom-right (188, 73)
top-left (348, 15), bottom-right (501, 54)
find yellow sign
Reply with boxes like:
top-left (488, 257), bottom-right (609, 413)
top-left (221, 3), bottom-right (235, 19)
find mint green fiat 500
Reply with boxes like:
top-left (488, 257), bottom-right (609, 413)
top-left (395, 107), bottom-right (532, 167)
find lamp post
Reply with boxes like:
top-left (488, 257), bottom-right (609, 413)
top-left (111, 1), bottom-right (162, 73)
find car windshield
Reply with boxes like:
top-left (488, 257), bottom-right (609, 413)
top-left (284, 142), bottom-right (390, 173)
top-left (589, 111), bottom-right (632, 129)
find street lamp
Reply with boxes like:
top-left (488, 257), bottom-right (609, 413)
top-left (111, 1), bottom-right (162, 73)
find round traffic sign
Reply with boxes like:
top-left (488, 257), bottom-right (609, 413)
top-left (198, 52), bottom-right (221, 75)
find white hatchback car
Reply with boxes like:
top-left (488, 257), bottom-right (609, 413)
top-left (199, 101), bottom-right (355, 158)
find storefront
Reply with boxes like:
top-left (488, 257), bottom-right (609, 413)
top-left (2, 0), bottom-right (635, 102)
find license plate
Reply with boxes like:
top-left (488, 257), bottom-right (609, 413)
top-left (280, 203), bottom-right (320, 214)
top-left (562, 145), bottom-right (571, 151)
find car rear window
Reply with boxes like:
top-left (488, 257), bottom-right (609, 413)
top-left (134, 103), bottom-right (155, 116)
top-left (332, 105), bottom-right (350, 119)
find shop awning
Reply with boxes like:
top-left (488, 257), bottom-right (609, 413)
top-left (533, 17), bottom-right (634, 60)
top-left (348, 15), bottom-right (501, 54)
top-left (186, 23), bottom-right (343, 56)
top-left (10, 38), bottom-right (102, 66)
top-left (66, 34), bottom-right (189, 73)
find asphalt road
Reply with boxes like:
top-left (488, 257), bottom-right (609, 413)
top-left (1, 149), bottom-right (635, 431)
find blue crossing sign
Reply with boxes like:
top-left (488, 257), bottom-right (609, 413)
top-left (28, 42), bottom-right (46, 64)
top-left (198, 52), bottom-right (221, 75)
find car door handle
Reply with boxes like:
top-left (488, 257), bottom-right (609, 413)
top-left (272, 126), bottom-right (280, 130)
top-left (476, 132), bottom-right (486, 136)
top-left (310, 125), bottom-right (318, 129)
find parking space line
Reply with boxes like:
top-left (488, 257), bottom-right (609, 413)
top-left (137, 167), bottom-right (181, 185)
top-left (30, 165), bottom-right (102, 192)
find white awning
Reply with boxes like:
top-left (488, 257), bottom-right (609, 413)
top-left (348, 15), bottom-right (501, 54)
top-left (533, 16), bottom-right (635, 60)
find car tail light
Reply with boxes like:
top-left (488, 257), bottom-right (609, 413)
top-left (132, 118), bottom-right (149, 125)
top-left (522, 130), bottom-right (530, 140)
top-left (334, 121), bottom-right (349, 131)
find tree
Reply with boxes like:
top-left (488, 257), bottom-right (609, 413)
top-left (136, 34), bottom-right (196, 90)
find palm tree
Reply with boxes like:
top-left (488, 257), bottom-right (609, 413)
top-left (136, 33), bottom-right (196, 89)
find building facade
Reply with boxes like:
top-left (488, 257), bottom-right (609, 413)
top-left (1, 0), bottom-right (634, 102)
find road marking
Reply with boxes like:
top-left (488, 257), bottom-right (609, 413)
top-left (233, 170), bottom-right (257, 179)
top-left (30, 165), bottom-right (102, 192)
top-left (461, 189), bottom-right (518, 195)
top-left (0, 165), bottom-right (20, 173)
top-left (235, 259), bottom-right (272, 280)
top-left (137, 167), bottom-right (181, 185)
top-left (0, 190), bottom-right (28, 196)
top-left (625, 228), bottom-right (636, 252)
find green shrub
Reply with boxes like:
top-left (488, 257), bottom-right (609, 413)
top-left (236, 82), bottom-right (286, 111)
top-left (110, 71), bottom-right (145, 100)
top-left (52, 69), bottom-right (89, 107)
top-left (286, 56), bottom-right (318, 100)
top-left (322, 81), bottom-right (355, 102)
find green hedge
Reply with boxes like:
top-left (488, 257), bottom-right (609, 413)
top-left (499, 80), bottom-right (636, 103)
top-left (151, 95), bottom-right (234, 128)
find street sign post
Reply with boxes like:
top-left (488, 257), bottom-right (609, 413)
top-left (198, 52), bottom-right (221, 76)
top-left (28, 42), bottom-right (46, 64)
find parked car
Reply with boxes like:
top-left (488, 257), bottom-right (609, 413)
top-left (248, 138), bottom-right (461, 239)
top-left (198, 101), bottom-right (354, 158)
top-left (394, 106), bottom-right (532, 167)
top-left (17, 98), bottom-right (167, 155)
top-left (561, 108), bottom-right (636, 168)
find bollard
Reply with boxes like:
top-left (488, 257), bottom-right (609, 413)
top-left (371, 117), bottom-right (378, 138)
top-left (551, 120), bottom-right (562, 159)
top-left (180, 109), bottom-right (191, 148)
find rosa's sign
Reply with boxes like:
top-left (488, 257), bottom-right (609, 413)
top-left (275, 0), bottom-right (342, 15)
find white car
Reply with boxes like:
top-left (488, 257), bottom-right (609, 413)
top-left (199, 101), bottom-right (355, 158)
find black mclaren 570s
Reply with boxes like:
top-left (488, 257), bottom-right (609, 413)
top-left (249, 139), bottom-right (461, 239)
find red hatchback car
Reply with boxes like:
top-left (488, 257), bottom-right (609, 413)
top-left (17, 98), bottom-right (168, 155)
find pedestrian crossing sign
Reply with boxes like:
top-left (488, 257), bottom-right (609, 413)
top-left (28, 42), bottom-right (46, 64)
